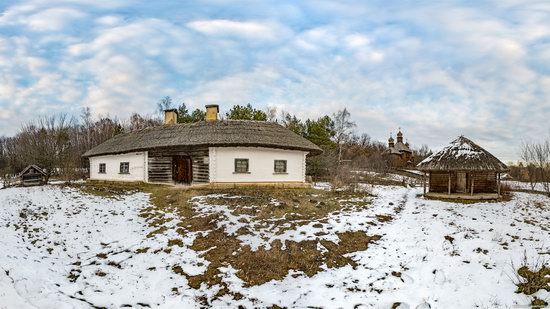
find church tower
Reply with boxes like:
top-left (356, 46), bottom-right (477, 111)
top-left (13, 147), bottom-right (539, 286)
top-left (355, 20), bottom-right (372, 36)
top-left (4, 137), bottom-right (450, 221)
top-left (396, 128), bottom-right (404, 143)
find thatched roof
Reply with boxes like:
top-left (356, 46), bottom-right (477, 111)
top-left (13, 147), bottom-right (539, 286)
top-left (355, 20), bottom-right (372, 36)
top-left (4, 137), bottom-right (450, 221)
top-left (416, 136), bottom-right (508, 172)
top-left (83, 120), bottom-right (323, 157)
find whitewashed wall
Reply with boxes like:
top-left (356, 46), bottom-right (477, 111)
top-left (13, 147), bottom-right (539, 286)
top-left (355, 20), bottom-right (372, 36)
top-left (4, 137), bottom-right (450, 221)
top-left (209, 147), bottom-right (307, 183)
top-left (89, 152), bottom-right (148, 182)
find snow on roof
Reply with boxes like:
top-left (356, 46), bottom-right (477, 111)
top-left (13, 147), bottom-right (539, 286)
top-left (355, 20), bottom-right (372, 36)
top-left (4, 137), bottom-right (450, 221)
top-left (416, 136), bottom-right (508, 172)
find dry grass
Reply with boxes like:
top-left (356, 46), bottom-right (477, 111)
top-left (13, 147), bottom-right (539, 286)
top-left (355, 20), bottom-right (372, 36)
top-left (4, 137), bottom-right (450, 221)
top-left (186, 230), bottom-right (380, 287)
top-left (70, 181), bottom-right (384, 298)
top-left (511, 253), bottom-right (550, 308)
top-left (516, 265), bottom-right (550, 295)
top-left (198, 187), bottom-right (372, 220)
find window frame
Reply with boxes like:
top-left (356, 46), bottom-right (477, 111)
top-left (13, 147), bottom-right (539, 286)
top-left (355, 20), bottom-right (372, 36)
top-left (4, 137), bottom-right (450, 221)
top-left (119, 162), bottom-right (130, 174)
top-left (98, 163), bottom-right (106, 174)
top-left (234, 158), bottom-right (250, 174)
top-left (274, 160), bottom-right (288, 174)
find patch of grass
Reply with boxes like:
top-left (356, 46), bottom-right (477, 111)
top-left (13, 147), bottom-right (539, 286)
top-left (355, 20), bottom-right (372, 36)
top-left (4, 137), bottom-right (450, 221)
top-left (167, 238), bottom-right (184, 247)
top-left (200, 188), bottom-right (372, 221)
top-left (531, 297), bottom-right (548, 308)
top-left (376, 214), bottom-right (393, 223)
top-left (135, 247), bottom-right (149, 254)
top-left (185, 230), bottom-right (380, 287)
top-left (65, 180), bottom-right (167, 199)
top-left (73, 181), bottom-right (383, 296)
top-left (516, 265), bottom-right (550, 295)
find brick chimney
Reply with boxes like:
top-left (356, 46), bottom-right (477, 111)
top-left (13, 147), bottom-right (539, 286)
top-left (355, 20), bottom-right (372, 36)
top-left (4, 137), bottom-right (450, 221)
top-left (205, 104), bottom-right (219, 122)
top-left (164, 109), bottom-right (178, 125)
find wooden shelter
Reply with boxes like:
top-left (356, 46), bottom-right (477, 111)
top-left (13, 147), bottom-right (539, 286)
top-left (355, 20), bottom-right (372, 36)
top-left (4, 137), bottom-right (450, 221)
top-left (18, 165), bottom-right (48, 187)
top-left (416, 136), bottom-right (508, 200)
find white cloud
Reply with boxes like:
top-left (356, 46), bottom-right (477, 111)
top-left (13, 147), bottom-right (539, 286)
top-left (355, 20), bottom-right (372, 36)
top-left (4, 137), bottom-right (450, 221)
top-left (187, 19), bottom-right (290, 41)
top-left (344, 33), bottom-right (370, 48)
top-left (94, 15), bottom-right (125, 27)
top-left (26, 8), bottom-right (87, 31)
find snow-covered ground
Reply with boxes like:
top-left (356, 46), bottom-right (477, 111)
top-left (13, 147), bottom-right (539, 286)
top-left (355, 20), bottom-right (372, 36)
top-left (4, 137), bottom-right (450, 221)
top-left (504, 180), bottom-right (549, 193)
top-left (0, 184), bottom-right (548, 308)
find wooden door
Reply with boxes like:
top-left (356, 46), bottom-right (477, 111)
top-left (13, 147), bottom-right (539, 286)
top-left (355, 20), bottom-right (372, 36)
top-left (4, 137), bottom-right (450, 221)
top-left (456, 172), bottom-right (467, 193)
top-left (173, 156), bottom-right (192, 184)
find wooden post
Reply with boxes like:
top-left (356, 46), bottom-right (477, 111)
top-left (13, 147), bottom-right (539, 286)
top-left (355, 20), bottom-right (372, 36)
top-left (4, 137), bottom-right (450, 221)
top-left (448, 172), bottom-right (451, 195)
top-left (423, 172), bottom-right (427, 195)
top-left (497, 173), bottom-right (501, 197)
top-left (470, 172), bottom-right (474, 196)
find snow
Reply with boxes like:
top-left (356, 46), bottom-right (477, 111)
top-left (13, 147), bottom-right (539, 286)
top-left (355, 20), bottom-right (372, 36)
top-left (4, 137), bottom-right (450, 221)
top-left (242, 188), bottom-right (549, 308)
top-left (504, 180), bottom-right (549, 193)
top-left (0, 186), bottom-right (198, 308)
top-left (419, 136), bottom-right (483, 165)
top-left (0, 184), bottom-right (549, 308)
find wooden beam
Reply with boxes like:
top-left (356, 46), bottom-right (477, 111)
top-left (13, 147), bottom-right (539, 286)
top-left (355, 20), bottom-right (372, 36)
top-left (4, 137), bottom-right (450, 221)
top-left (497, 173), bottom-right (501, 197)
top-left (448, 172), bottom-right (451, 195)
top-left (423, 172), bottom-right (427, 195)
top-left (470, 172), bottom-right (474, 196)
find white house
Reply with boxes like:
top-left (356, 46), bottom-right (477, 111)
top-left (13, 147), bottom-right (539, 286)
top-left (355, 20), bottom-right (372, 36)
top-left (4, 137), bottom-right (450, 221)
top-left (83, 105), bottom-right (322, 186)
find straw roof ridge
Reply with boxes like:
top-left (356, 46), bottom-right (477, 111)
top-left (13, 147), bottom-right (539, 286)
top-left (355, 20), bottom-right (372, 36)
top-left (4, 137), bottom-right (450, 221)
top-left (416, 136), bottom-right (508, 172)
top-left (83, 120), bottom-right (323, 157)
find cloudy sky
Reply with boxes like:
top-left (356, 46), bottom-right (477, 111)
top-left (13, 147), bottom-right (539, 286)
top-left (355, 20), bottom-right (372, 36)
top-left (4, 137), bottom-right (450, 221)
top-left (0, 0), bottom-right (549, 161)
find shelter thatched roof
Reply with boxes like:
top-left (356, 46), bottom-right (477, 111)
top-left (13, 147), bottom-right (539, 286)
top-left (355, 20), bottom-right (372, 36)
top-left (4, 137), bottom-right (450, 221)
top-left (83, 120), bottom-right (322, 157)
top-left (416, 136), bottom-right (508, 172)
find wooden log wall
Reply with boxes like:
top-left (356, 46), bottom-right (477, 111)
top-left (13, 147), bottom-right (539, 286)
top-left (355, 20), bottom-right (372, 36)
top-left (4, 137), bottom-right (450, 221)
top-left (429, 171), bottom-right (456, 193)
top-left (192, 156), bottom-right (209, 183)
top-left (429, 171), bottom-right (497, 193)
top-left (148, 146), bottom-right (209, 184)
top-left (21, 174), bottom-right (45, 186)
top-left (472, 171), bottom-right (497, 193)
top-left (148, 156), bottom-right (173, 183)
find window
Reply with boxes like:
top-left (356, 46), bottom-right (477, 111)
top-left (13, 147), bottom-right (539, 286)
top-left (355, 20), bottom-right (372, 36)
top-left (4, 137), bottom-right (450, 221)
top-left (99, 163), bottom-right (106, 174)
top-left (274, 160), bottom-right (287, 173)
top-left (234, 159), bottom-right (249, 173)
top-left (120, 162), bottom-right (130, 174)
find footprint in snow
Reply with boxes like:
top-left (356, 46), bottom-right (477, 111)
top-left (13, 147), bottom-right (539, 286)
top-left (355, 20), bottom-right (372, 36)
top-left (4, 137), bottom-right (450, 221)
top-left (401, 273), bottom-right (414, 284)
top-left (433, 269), bottom-right (446, 284)
top-left (416, 302), bottom-right (431, 309)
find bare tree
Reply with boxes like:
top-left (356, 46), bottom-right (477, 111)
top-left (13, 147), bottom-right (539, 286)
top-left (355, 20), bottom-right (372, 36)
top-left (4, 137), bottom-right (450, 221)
top-left (520, 141), bottom-right (539, 191)
top-left (332, 108), bottom-right (356, 163)
top-left (413, 144), bottom-right (432, 165)
top-left (520, 138), bottom-right (550, 195)
top-left (156, 96), bottom-right (173, 118)
top-left (265, 106), bottom-right (278, 122)
top-left (17, 114), bottom-right (74, 180)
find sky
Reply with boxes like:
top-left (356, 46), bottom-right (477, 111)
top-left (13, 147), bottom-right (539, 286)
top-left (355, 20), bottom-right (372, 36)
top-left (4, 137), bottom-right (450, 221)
top-left (0, 0), bottom-right (549, 161)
